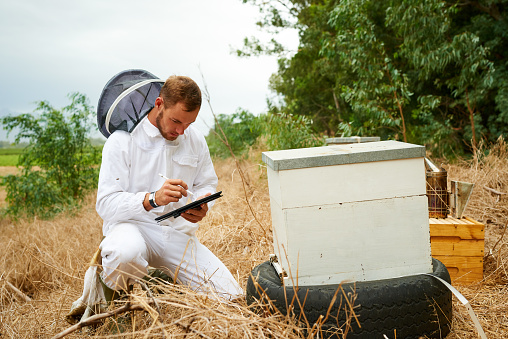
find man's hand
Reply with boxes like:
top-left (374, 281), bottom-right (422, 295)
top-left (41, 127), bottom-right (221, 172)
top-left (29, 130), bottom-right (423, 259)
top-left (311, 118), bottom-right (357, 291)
top-left (156, 179), bottom-right (189, 205)
top-left (181, 193), bottom-right (211, 223)
top-left (143, 179), bottom-right (189, 211)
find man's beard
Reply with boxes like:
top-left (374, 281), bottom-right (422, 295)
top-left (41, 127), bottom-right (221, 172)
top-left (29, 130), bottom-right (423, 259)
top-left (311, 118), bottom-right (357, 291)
top-left (155, 111), bottom-right (177, 141)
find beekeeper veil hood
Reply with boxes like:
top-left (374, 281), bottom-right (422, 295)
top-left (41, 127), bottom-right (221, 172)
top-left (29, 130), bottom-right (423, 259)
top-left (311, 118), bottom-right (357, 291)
top-left (97, 69), bottom-right (164, 138)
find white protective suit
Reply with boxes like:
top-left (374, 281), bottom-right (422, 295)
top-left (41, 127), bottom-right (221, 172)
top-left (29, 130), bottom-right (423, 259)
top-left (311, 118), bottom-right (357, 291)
top-left (96, 116), bottom-right (243, 300)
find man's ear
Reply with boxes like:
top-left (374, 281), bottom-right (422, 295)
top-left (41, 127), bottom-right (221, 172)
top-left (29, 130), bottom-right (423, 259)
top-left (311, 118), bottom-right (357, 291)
top-left (154, 97), bottom-right (163, 108)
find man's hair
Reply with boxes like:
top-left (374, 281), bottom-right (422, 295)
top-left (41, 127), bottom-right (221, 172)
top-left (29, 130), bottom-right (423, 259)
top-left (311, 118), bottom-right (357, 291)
top-left (160, 75), bottom-right (202, 112)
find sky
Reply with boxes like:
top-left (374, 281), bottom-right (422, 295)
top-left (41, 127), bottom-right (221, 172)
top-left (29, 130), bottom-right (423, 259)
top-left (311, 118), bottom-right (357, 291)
top-left (0, 0), bottom-right (298, 141)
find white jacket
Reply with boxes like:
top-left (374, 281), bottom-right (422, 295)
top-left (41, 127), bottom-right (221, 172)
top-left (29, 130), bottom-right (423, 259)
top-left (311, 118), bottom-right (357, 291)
top-left (96, 116), bottom-right (218, 236)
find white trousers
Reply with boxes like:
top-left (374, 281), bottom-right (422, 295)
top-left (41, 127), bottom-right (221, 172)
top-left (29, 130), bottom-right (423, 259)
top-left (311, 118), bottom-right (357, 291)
top-left (100, 222), bottom-right (243, 300)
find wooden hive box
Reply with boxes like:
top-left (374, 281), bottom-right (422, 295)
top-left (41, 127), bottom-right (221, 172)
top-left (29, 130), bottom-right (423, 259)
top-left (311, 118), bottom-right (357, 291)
top-left (429, 216), bottom-right (484, 284)
top-left (262, 140), bottom-right (433, 286)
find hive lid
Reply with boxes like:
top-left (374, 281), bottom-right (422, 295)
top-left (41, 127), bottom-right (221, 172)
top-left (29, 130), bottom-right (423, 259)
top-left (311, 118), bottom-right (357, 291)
top-left (325, 136), bottom-right (380, 144)
top-left (262, 140), bottom-right (425, 171)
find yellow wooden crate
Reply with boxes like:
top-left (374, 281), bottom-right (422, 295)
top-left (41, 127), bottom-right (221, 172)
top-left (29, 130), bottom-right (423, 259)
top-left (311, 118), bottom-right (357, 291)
top-left (429, 216), bottom-right (484, 284)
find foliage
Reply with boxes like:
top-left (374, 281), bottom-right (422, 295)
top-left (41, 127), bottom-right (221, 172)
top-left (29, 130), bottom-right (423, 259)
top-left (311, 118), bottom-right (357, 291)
top-left (264, 112), bottom-right (325, 151)
top-left (239, 0), bottom-right (508, 157)
top-left (1, 93), bottom-right (101, 219)
top-left (323, 0), bottom-right (413, 142)
top-left (207, 108), bottom-right (324, 157)
top-left (240, 0), bottom-right (345, 135)
top-left (207, 109), bottom-right (264, 158)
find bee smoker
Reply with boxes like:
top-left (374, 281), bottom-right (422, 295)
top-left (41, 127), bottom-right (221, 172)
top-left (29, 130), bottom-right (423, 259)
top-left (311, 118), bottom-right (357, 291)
top-left (425, 158), bottom-right (474, 219)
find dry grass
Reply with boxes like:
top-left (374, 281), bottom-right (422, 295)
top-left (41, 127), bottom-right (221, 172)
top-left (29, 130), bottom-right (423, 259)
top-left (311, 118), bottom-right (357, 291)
top-left (440, 137), bottom-right (508, 339)
top-left (0, 138), bottom-right (507, 338)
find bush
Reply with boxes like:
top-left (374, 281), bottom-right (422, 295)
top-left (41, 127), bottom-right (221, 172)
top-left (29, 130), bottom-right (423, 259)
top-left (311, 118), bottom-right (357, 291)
top-left (206, 109), bottom-right (263, 158)
top-left (1, 93), bottom-right (100, 219)
top-left (264, 112), bottom-right (325, 151)
top-left (207, 110), bottom-right (325, 158)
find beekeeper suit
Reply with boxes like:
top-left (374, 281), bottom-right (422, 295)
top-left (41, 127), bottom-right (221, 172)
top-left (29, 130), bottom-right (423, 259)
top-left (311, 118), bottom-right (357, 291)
top-left (67, 70), bottom-right (242, 323)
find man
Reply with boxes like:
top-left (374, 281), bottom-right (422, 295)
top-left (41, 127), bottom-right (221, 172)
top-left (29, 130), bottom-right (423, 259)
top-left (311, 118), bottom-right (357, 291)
top-left (96, 75), bottom-right (243, 300)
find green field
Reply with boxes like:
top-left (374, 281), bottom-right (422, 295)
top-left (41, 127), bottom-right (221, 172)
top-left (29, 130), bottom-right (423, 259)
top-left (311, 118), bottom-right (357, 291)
top-left (0, 146), bottom-right (103, 167)
top-left (0, 148), bottom-right (24, 155)
top-left (0, 148), bottom-right (22, 166)
top-left (0, 155), bottom-right (19, 166)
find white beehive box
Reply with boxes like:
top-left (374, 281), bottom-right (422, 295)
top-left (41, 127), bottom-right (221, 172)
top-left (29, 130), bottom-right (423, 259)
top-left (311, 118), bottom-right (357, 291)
top-left (262, 140), bottom-right (433, 286)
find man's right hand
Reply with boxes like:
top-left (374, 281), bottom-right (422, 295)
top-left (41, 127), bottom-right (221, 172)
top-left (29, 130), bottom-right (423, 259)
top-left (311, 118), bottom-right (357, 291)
top-left (143, 179), bottom-right (189, 211)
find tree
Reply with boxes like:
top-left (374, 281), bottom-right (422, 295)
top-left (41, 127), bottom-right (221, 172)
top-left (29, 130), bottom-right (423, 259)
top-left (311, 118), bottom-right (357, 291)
top-left (454, 0), bottom-right (508, 145)
top-left (239, 0), bottom-right (345, 135)
top-left (239, 0), bottom-right (507, 156)
top-left (323, 0), bottom-right (413, 142)
top-left (1, 93), bottom-right (100, 219)
top-left (385, 0), bottom-right (494, 153)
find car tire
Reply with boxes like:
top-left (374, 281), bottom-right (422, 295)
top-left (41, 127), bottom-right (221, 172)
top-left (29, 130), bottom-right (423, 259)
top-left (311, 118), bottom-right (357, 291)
top-left (246, 258), bottom-right (452, 339)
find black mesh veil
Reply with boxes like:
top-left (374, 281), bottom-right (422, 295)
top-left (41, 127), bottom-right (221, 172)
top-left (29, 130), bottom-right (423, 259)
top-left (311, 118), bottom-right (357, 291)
top-left (97, 69), bottom-right (164, 138)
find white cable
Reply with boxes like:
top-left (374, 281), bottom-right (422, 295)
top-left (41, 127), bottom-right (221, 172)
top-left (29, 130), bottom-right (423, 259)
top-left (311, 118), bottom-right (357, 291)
top-left (424, 273), bottom-right (487, 339)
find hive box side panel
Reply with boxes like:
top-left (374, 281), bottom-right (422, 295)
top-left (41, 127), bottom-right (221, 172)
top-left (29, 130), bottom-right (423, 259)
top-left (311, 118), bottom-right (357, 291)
top-left (429, 217), bottom-right (485, 284)
top-left (430, 238), bottom-right (484, 256)
top-left (277, 158), bottom-right (426, 209)
top-left (433, 255), bottom-right (483, 284)
top-left (266, 167), bottom-right (282, 208)
top-left (429, 218), bottom-right (484, 239)
top-left (269, 197), bottom-right (289, 260)
top-left (280, 195), bottom-right (433, 286)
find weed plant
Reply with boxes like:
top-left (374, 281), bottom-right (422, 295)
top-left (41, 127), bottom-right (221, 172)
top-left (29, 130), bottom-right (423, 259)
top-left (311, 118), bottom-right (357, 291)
top-left (0, 93), bottom-right (100, 219)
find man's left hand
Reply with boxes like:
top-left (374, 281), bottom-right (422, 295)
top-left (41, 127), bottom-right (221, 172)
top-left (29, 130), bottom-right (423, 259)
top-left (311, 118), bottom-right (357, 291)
top-left (181, 193), bottom-right (211, 223)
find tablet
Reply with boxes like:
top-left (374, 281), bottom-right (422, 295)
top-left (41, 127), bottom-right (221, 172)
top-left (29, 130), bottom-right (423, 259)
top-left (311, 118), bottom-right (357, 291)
top-left (155, 191), bottom-right (223, 222)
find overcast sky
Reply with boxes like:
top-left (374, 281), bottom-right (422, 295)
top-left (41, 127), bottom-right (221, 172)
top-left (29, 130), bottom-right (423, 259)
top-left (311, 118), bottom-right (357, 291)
top-left (0, 0), bottom-right (298, 141)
